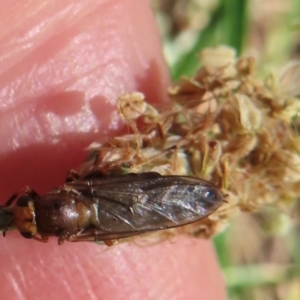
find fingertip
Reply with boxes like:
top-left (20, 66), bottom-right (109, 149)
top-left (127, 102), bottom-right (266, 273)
top-left (0, 235), bottom-right (225, 300)
top-left (0, 0), bottom-right (169, 199)
top-left (0, 2), bottom-right (226, 299)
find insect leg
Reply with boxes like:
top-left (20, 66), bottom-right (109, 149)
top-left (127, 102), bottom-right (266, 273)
top-left (4, 193), bottom-right (18, 207)
top-left (68, 227), bottom-right (146, 244)
top-left (68, 233), bottom-right (117, 246)
top-left (65, 170), bottom-right (81, 182)
top-left (23, 186), bottom-right (40, 197)
top-left (2, 186), bottom-right (38, 207)
top-left (33, 235), bottom-right (49, 243)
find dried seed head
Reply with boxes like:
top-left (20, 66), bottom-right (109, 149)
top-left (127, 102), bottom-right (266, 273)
top-left (117, 92), bottom-right (147, 120)
top-left (79, 46), bottom-right (300, 241)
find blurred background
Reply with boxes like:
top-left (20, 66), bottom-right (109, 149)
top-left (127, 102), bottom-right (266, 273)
top-left (151, 1), bottom-right (300, 299)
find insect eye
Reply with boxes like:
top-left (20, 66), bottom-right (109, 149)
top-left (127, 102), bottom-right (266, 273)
top-left (16, 195), bottom-right (31, 207)
top-left (20, 231), bottom-right (34, 239)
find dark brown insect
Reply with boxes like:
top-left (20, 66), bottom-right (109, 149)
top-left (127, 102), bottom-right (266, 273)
top-left (0, 172), bottom-right (223, 245)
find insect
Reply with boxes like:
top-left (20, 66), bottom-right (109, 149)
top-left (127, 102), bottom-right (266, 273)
top-left (0, 172), bottom-right (223, 245)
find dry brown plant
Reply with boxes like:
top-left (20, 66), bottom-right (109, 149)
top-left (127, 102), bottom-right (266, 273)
top-left (79, 46), bottom-right (300, 241)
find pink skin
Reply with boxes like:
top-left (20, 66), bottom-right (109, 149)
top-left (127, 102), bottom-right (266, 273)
top-left (0, 1), bottom-right (226, 299)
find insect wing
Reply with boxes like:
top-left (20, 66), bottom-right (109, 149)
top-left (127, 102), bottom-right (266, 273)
top-left (68, 173), bottom-right (223, 235)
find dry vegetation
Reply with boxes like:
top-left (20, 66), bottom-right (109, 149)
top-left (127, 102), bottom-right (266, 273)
top-left (78, 46), bottom-right (300, 243)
